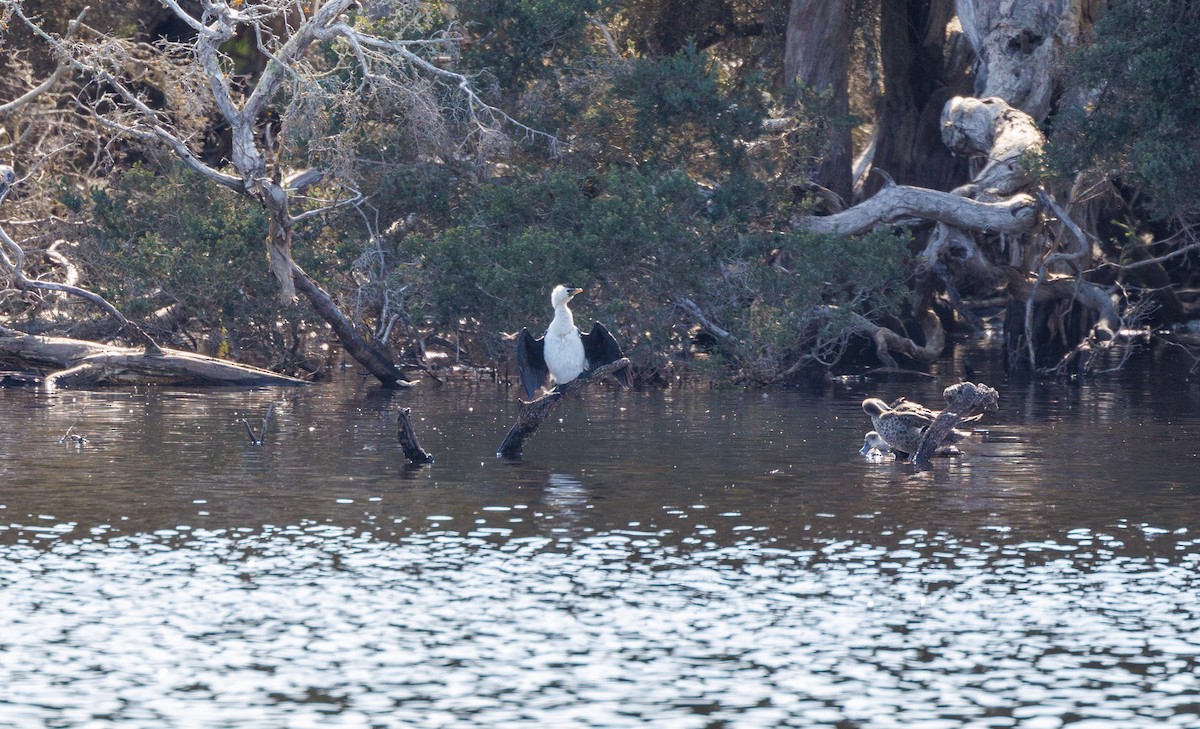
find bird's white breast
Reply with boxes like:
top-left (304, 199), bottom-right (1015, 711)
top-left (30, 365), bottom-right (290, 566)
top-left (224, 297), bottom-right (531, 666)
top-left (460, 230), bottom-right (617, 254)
top-left (544, 313), bottom-right (586, 385)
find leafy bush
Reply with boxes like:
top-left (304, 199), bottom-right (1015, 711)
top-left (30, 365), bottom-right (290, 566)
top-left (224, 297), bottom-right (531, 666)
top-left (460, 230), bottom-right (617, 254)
top-left (393, 40), bottom-right (911, 381)
top-left (1047, 0), bottom-right (1200, 219)
top-left (78, 164), bottom-right (323, 365)
top-left (456, 0), bottom-right (602, 90)
top-left (401, 165), bottom-right (910, 380)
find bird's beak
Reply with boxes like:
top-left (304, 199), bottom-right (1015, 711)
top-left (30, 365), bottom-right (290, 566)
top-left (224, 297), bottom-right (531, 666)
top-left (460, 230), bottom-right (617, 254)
top-left (570, 287), bottom-right (583, 296)
top-left (859, 443), bottom-right (872, 455)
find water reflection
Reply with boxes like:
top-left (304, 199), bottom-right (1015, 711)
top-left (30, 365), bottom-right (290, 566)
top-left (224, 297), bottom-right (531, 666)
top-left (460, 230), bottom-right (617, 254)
top-left (1, 356), bottom-right (1200, 726)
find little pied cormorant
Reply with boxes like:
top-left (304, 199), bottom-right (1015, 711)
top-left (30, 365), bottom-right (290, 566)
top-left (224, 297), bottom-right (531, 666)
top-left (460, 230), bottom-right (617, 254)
top-left (515, 285), bottom-right (634, 398)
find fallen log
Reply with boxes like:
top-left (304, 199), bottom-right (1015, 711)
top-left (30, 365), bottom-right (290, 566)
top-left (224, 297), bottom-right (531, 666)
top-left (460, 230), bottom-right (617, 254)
top-left (911, 381), bottom-right (999, 467)
top-left (0, 328), bottom-right (307, 388)
top-left (497, 358), bottom-right (630, 459)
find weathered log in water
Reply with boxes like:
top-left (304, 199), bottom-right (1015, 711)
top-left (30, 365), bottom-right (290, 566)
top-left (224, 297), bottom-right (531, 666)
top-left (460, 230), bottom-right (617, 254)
top-left (397, 407), bottom-right (434, 465)
top-left (911, 381), bottom-right (999, 468)
top-left (0, 328), bottom-right (307, 388)
top-left (497, 358), bottom-right (630, 459)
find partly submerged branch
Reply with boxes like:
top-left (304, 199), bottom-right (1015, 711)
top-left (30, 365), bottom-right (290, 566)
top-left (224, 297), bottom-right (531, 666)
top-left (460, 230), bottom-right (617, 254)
top-left (497, 358), bottom-right (630, 459)
top-left (911, 381), bottom-right (999, 468)
top-left (397, 407), bottom-right (434, 465)
top-left (241, 403), bottom-right (276, 446)
top-left (0, 328), bottom-right (306, 388)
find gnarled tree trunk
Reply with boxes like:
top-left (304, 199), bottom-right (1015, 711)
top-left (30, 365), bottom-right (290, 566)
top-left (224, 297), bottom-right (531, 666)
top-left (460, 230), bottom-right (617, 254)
top-left (784, 0), bottom-right (855, 202)
top-left (861, 0), bottom-right (974, 198)
top-left (954, 0), bottom-right (1104, 121)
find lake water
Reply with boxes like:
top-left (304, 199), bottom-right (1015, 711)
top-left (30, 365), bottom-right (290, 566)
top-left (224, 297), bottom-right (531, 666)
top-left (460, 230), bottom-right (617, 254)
top-left (2, 347), bottom-right (1200, 727)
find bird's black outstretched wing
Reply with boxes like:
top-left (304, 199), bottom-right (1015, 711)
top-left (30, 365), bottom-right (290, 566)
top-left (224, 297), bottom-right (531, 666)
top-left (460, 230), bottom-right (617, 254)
top-left (515, 327), bottom-right (548, 398)
top-left (581, 321), bottom-right (634, 389)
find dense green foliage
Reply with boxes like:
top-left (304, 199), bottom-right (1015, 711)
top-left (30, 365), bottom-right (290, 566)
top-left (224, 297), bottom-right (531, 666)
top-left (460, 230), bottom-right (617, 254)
top-left (403, 166), bottom-right (908, 380)
top-left (394, 42), bottom-right (909, 381)
top-left (3, 0), bottom-right (912, 383)
top-left (456, 0), bottom-right (604, 89)
top-left (1047, 0), bottom-right (1200, 219)
top-left (78, 165), bottom-right (325, 366)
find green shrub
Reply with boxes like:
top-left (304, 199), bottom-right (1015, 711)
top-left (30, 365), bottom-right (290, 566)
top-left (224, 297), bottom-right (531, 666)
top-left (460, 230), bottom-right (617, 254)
top-left (1047, 0), bottom-right (1200, 219)
top-left (456, 0), bottom-right (602, 90)
top-left (401, 165), bottom-right (910, 379)
top-left (78, 164), bottom-right (321, 363)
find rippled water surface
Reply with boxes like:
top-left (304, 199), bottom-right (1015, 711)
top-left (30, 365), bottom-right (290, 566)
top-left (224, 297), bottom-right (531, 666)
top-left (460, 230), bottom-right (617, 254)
top-left (3, 356), bottom-right (1200, 727)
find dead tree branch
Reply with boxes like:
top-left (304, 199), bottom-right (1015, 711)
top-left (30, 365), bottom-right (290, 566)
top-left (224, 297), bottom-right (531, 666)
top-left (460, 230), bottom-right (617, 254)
top-left (1, 165), bottom-right (162, 353)
top-left (911, 381), bottom-right (999, 467)
top-left (0, 9), bottom-right (86, 117)
top-left (497, 358), bottom-right (630, 458)
top-left (804, 305), bottom-right (943, 370)
top-left (397, 407), bottom-right (433, 464)
top-left (676, 297), bottom-right (736, 345)
top-left (793, 182), bottom-right (1038, 236)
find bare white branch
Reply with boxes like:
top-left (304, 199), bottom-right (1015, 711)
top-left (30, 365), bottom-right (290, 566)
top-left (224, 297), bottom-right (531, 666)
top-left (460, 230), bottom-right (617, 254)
top-left (0, 9), bottom-right (87, 116)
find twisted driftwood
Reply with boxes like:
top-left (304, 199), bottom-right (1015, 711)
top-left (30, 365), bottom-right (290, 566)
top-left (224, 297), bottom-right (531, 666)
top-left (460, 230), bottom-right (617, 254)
top-left (497, 357), bottom-right (630, 458)
top-left (793, 182), bottom-right (1038, 236)
top-left (397, 407), bottom-right (433, 465)
top-left (911, 381), bottom-right (999, 467)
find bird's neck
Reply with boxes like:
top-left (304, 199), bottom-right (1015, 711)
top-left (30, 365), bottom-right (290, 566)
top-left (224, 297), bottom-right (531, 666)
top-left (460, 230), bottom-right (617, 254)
top-left (548, 304), bottom-right (575, 334)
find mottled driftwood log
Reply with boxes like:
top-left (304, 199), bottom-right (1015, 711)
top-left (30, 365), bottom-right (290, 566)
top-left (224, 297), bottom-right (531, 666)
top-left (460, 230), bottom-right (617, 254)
top-left (397, 407), bottom-right (433, 464)
top-left (497, 358), bottom-right (630, 459)
top-left (911, 381), bottom-right (999, 467)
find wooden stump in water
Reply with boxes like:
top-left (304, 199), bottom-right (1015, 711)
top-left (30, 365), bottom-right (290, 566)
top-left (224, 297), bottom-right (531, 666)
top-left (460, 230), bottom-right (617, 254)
top-left (911, 381), bottom-right (999, 468)
top-left (397, 408), bottom-right (434, 465)
top-left (497, 358), bottom-right (630, 459)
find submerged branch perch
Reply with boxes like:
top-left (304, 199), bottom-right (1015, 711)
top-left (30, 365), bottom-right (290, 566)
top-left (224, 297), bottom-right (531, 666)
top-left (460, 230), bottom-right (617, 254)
top-left (241, 403), bottom-right (275, 446)
top-left (497, 358), bottom-right (630, 459)
top-left (397, 407), bottom-right (433, 464)
top-left (911, 381), bottom-right (999, 468)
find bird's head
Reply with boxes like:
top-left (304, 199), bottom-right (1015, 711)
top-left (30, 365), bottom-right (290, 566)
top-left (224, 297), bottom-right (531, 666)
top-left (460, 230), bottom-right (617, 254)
top-left (862, 398), bottom-right (889, 418)
top-left (551, 284), bottom-right (583, 308)
top-left (859, 431), bottom-right (890, 456)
